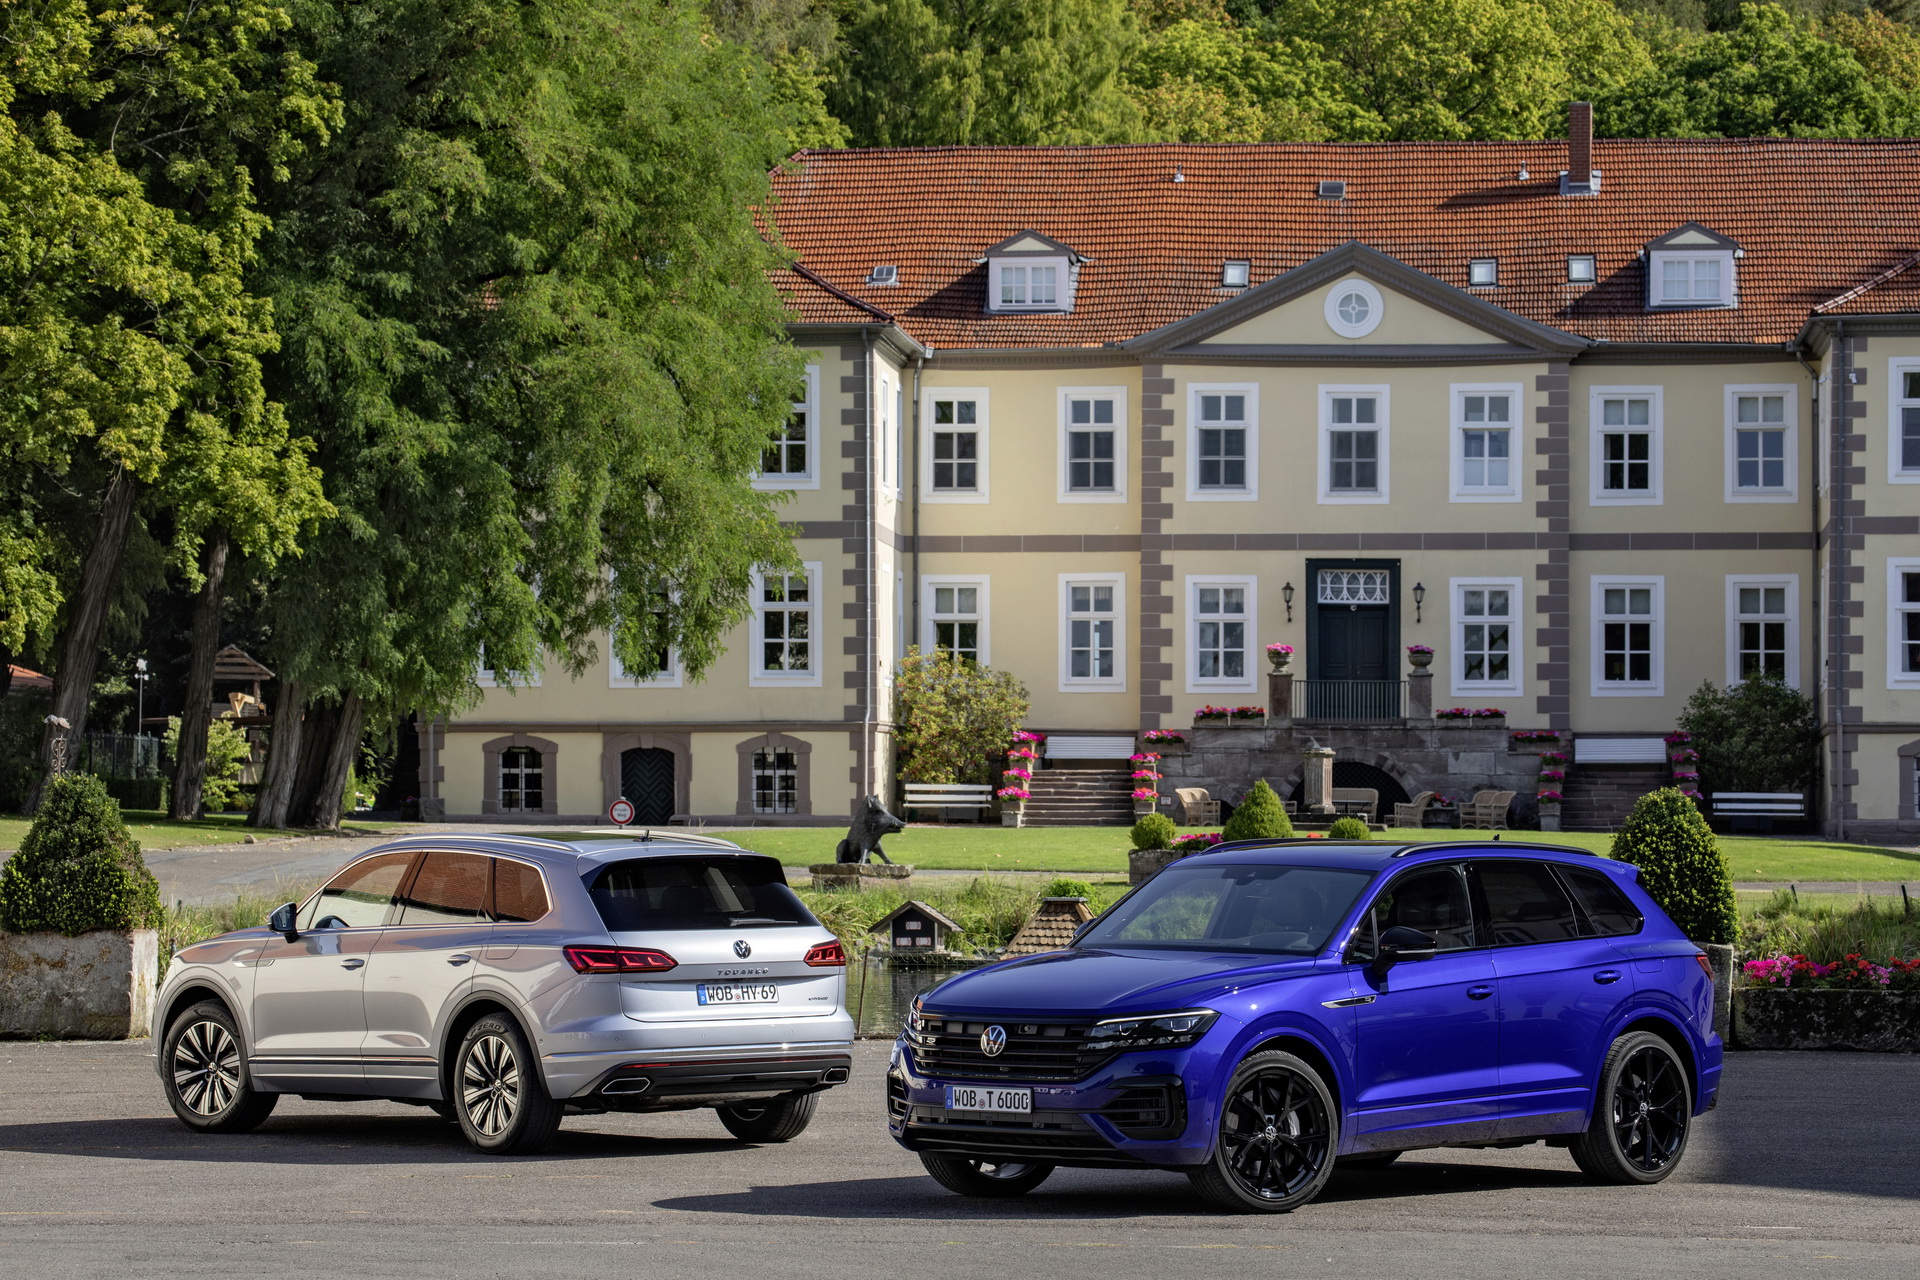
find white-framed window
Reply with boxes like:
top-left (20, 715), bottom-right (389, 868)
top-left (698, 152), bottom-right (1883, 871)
top-left (1888, 360), bottom-right (1920, 484)
top-left (1725, 576), bottom-right (1798, 687)
top-left (1185, 576), bottom-right (1257, 693)
top-left (1058, 387), bottom-right (1128, 502)
top-left (1650, 254), bottom-right (1732, 306)
top-left (610, 626), bottom-right (681, 689)
top-left (1319, 569), bottom-right (1389, 605)
top-left (1451, 578), bottom-right (1523, 697)
top-left (1319, 385), bottom-right (1389, 504)
top-left (1568, 255), bottom-right (1596, 284)
top-left (922, 388), bottom-right (988, 502)
top-left (1724, 384), bottom-right (1796, 502)
top-left (1591, 576), bottom-right (1664, 697)
top-left (1187, 384), bottom-right (1258, 501)
top-left (754, 363), bottom-right (819, 490)
top-left (1324, 278), bottom-right (1383, 339)
top-left (1059, 573), bottom-right (1125, 691)
top-left (1450, 383), bottom-right (1522, 502)
top-left (877, 366), bottom-right (898, 498)
top-left (477, 646), bottom-right (542, 689)
top-left (749, 562), bottom-right (822, 687)
top-left (921, 576), bottom-right (988, 664)
top-left (1589, 387), bottom-right (1662, 505)
top-left (751, 749), bottom-right (799, 814)
top-left (1887, 559), bottom-right (1920, 689)
top-left (990, 258), bottom-right (1067, 312)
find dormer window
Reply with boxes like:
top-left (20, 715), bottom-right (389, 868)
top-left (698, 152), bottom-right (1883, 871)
top-left (1000, 264), bottom-right (1057, 307)
top-left (866, 265), bottom-right (898, 287)
top-left (1645, 223), bottom-right (1739, 310)
top-left (1468, 259), bottom-right (1498, 287)
top-left (1221, 260), bottom-right (1251, 289)
top-left (982, 230), bottom-right (1083, 315)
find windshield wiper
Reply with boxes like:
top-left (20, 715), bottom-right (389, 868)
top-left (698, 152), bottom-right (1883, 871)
top-left (726, 915), bottom-right (785, 925)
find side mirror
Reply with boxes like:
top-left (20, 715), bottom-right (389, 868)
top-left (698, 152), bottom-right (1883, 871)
top-left (1368, 925), bottom-right (1437, 980)
top-left (268, 902), bottom-right (300, 943)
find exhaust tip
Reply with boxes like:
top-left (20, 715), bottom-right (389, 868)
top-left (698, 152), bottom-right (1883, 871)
top-left (601, 1076), bottom-right (652, 1096)
top-left (821, 1066), bottom-right (850, 1084)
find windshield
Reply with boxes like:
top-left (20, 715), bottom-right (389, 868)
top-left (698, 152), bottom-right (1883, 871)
top-left (586, 855), bottom-right (817, 931)
top-left (1077, 863), bottom-right (1373, 955)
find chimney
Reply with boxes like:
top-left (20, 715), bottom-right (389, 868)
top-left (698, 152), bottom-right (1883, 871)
top-left (1563, 102), bottom-right (1598, 195)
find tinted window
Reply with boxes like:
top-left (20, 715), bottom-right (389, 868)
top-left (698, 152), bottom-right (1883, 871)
top-left (301, 852), bottom-right (414, 930)
top-left (1077, 864), bottom-right (1371, 954)
top-left (1477, 860), bottom-right (1581, 945)
top-left (588, 856), bottom-right (816, 931)
top-left (1358, 863), bottom-right (1475, 954)
top-left (398, 852), bottom-right (491, 925)
top-left (492, 858), bottom-right (550, 923)
top-left (1560, 865), bottom-right (1645, 937)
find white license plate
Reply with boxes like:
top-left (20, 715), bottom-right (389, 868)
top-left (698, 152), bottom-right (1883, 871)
top-left (696, 982), bottom-right (779, 1005)
top-left (944, 1085), bottom-right (1032, 1114)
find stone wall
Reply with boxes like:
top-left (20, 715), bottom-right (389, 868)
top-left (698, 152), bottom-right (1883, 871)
top-left (0, 929), bottom-right (157, 1039)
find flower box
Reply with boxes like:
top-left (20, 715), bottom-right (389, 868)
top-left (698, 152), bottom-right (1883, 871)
top-left (1733, 988), bottom-right (1920, 1052)
top-left (0, 929), bottom-right (158, 1039)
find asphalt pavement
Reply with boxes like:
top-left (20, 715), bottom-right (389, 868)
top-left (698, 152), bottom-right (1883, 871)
top-left (0, 1040), bottom-right (1914, 1279)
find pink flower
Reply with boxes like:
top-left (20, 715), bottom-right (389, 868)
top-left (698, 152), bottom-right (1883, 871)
top-left (1131, 787), bottom-right (1160, 801)
top-left (996, 786), bottom-right (1030, 800)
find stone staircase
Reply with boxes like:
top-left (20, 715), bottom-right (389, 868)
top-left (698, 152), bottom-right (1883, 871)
top-left (1024, 768), bottom-right (1135, 827)
top-left (1561, 764), bottom-right (1670, 832)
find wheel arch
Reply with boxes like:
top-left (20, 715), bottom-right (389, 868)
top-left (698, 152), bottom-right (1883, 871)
top-left (159, 982), bottom-right (237, 1043)
top-left (437, 992), bottom-right (534, 1101)
top-left (1615, 1011), bottom-right (1699, 1102)
top-left (1240, 1029), bottom-right (1345, 1118)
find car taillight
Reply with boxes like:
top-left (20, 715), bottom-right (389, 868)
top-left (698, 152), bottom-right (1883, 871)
top-left (804, 940), bottom-right (847, 967)
top-left (1695, 953), bottom-right (1714, 980)
top-left (564, 945), bottom-right (678, 974)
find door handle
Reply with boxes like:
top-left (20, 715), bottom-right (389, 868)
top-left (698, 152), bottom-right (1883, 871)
top-left (340, 957), bottom-right (365, 970)
top-left (1594, 970), bottom-right (1623, 984)
top-left (447, 954), bottom-right (473, 966)
top-left (1466, 984), bottom-right (1494, 1000)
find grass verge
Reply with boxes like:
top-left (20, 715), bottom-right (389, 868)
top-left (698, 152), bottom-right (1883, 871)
top-left (0, 809), bottom-right (403, 854)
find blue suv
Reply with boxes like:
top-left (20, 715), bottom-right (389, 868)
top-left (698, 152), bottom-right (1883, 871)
top-left (888, 839), bottom-right (1721, 1213)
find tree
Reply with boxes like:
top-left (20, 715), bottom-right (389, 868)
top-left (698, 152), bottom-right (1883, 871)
top-left (893, 647), bottom-right (1029, 785)
top-left (1675, 674), bottom-right (1820, 793)
top-left (1611, 787), bottom-right (1737, 944)
top-left (1222, 779), bottom-right (1294, 840)
top-left (1123, 19), bottom-right (1351, 141)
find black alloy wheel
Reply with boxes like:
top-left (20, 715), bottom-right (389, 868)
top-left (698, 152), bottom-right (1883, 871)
top-left (161, 1001), bottom-right (278, 1133)
top-left (919, 1152), bottom-right (1055, 1197)
top-left (1188, 1050), bottom-right (1338, 1213)
top-left (1570, 1031), bottom-right (1692, 1184)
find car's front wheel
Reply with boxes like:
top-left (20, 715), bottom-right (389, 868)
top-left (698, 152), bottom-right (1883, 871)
top-left (717, 1092), bottom-right (818, 1142)
top-left (161, 1001), bottom-right (279, 1133)
top-left (451, 1014), bottom-right (563, 1155)
top-left (1570, 1031), bottom-right (1692, 1184)
top-left (919, 1152), bottom-right (1054, 1197)
top-left (1188, 1049), bottom-right (1338, 1213)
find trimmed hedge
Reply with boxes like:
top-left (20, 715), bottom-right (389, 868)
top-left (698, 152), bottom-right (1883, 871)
top-left (1610, 787), bottom-right (1737, 944)
top-left (1223, 780), bottom-right (1294, 841)
top-left (1129, 812), bottom-right (1177, 851)
top-left (1327, 816), bottom-right (1371, 840)
top-left (99, 776), bottom-right (166, 811)
top-left (0, 773), bottom-right (161, 935)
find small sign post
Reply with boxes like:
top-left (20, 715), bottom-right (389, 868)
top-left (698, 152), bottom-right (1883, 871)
top-left (608, 797), bottom-right (635, 827)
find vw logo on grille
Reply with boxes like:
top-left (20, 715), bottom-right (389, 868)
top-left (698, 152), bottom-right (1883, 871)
top-left (980, 1025), bottom-right (1007, 1057)
top-left (732, 940), bottom-right (752, 959)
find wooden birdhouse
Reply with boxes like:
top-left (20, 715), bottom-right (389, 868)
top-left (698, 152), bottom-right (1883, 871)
top-left (869, 900), bottom-right (962, 954)
top-left (1004, 897), bottom-right (1094, 957)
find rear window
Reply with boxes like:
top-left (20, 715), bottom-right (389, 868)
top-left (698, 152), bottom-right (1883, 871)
top-left (587, 856), bottom-right (817, 931)
top-left (1560, 865), bottom-right (1645, 937)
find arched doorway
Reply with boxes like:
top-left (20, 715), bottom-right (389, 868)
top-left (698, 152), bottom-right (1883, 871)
top-left (620, 747), bottom-right (675, 824)
top-left (1290, 761), bottom-right (1411, 811)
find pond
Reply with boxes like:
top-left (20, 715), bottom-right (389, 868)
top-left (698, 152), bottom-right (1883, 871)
top-left (847, 958), bottom-right (984, 1038)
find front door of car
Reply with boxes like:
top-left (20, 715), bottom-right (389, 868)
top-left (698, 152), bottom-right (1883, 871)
top-left (361, 850), bottom-right (493, 1095)
top-left (248, 850), bottom-right (416, 1093)
top-left (1346, 862), bottom-right (1501, 1147)
top-left (1474, 859), bottom-right (1637, 1136)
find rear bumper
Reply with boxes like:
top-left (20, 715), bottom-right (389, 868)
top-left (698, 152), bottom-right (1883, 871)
top-left (561, 1046), bottom-right (853, 1107)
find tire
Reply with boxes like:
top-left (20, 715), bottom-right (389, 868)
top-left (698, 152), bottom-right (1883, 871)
top-left (1187, 1049), bottom-right (1339, 1213)
top-left (451, 1014), bottom-right (564, 1155)
top-left (1336, 1149), bottom-right (1403, 1170)
top-left (161, 1000), bottom-right (279, 1134)
top-left (919, 1152), bottom-right (1055, 1198)
top-left (717, 1092), bottom-right (818, 1142)
top-left (1569, 1031), bottom-right (1692, 1185)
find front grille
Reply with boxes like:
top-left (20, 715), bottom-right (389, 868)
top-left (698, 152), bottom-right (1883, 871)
top-left (910, 1015), bottom-right (1098, 1081)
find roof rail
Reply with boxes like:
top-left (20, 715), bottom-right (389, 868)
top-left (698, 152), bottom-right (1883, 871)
top-left (1201, 837), bottom-right (1390, 854)
top-left (1390, 839), bottom-right (1602, 858)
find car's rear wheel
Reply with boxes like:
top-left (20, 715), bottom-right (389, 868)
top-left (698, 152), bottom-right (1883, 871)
top-left (161, 1001), bottom-right (278, 1133)
top-left (452, 1014), bottom-right (563, 1155)
top-left (919, 1152), bottom-right (1054, 1197)
top-left (1569, 1031), bottom-right (1692, 1185)
top-left (717, 1092), bottom-right (818, 1142)
top-left (1188, 1049), bottom-right (1338, 1213)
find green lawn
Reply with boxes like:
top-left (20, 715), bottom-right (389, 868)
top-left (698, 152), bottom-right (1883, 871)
top-left (0, 809), bottom-right (401, 854)
top-left (717, 823), bottom-right (1920, 883)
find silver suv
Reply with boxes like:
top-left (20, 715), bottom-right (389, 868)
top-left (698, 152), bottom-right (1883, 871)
top-left (153, 832), bottom-right (853, 1154)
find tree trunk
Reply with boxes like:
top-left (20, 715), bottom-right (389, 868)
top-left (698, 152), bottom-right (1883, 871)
top-left (28, 469), bottom-right (140, 812)
top-left (169, 530), bottom-right (230, 819)
top-left (303, 692), bottom-right (365, 832)
top-left (284, 696), bottom-right (340, 829)
top-left (248, 680), bottom-right (307, 829)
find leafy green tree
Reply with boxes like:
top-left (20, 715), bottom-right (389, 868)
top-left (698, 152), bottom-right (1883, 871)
top-left (1130, 811), bottom-right (1178, 850)
top-left (163, 716), bottom-right (252, 814)
top-left (1676, 674), bottom-right (1820, 793)
top-left (1124, 18), bottom-right (1351, 141)
top-left (892, 646), bottom-right (1029, 785)
top-left (1611, 788), bottom-right (1737, 944)
top-left (1222, 779), bottom-right (1294, 840)
top-left (0, 772), bottom-right (160, 934)
top-left (1826, 8), bottom-right (1920, 90)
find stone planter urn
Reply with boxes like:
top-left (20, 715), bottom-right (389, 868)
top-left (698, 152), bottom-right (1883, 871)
top-left (1001, 800), bottom-right (1025, 828)
top-left (1537, 799), bottom-right (1563, 832)
top-left (1133, 797), bottom-right (1158, 818)
top-left (1407, 648), bottom-right (1434, 670)
top-left (1267, 648), bottom-right (1293, 673)
top-left (0, 929), bottom-right (159, 1039)
top-left (1733, 987), bottom-right (1920, 1051)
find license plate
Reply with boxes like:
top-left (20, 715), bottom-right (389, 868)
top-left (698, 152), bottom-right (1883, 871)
top-left (944, 1085), bottom-right (1032, 1114)
top-left (696, 982), bottom-right (779, 1005)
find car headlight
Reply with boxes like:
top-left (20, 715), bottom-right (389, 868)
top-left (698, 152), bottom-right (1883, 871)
top-left (1083, 1009), bottom-right (1220, 1054)
top-left (905, 996), bottom-right (926, 1040)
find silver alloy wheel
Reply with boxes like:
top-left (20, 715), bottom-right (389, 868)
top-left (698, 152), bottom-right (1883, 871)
top-left (172, 1019), bottom-right (241, 1116)
top-left (461, 1034), bottom-right (520, 1137)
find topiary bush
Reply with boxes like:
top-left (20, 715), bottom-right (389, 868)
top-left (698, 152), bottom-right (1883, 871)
top-left (1610, 787), bottom-right (1736, 944)
top-left (1129, 812), bottom-right (1177, 851)
top-left (0, 773), bottom-right (161, 935)
top-left (1040, 877), bottom-right (1094, 899)
top-left (1327, 816), bottom-right (1371, 840)
top-left (1222, 780), bottom-right (1294, 841)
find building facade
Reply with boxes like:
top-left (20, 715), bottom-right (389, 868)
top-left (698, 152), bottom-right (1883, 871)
top-left (425, 117), bottom-right (1920, 840)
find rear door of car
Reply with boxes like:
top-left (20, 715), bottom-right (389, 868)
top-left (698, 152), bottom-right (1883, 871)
top-left (361, 850), bottom-right (494, 1093)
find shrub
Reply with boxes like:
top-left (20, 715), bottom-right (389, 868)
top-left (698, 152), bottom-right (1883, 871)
top-left (0, 773), bottom-right (161, 934)
top-left (893, 646), bottom-right (1030, 785)
top-left (1129, 812), bottom-right (1177, 850)
top-left (1222, 780), bottom-right (1294, 841)
top-left (1040, 877), bottom-right (1095, 899)
top-left (1327, 816), bottom-right (1370, 840)
top-left (1610, 788), bottom-right (1736, 944)
top-left (1676, 674), bottom-right (1818, 794)
top-left (162, 716), bottom-right (252, 812)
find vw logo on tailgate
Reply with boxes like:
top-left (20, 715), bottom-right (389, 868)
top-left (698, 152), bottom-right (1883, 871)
top-left (980, 1025), bottom-right (1007, 1057)
top-left (732, 939), bottom-right (752, 959)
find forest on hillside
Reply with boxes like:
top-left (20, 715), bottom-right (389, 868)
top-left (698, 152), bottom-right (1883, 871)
top-left (726, 0), bottom-right (1920, 147)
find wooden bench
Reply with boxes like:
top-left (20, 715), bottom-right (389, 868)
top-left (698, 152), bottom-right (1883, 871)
top-left (1711, 792), bottom-right (1807, 832)
top-left (902, 783), bottom-right (994, 821)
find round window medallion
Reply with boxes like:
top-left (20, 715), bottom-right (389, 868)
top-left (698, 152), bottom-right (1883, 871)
top-left (1324, 279), bottom-right (1384, 338)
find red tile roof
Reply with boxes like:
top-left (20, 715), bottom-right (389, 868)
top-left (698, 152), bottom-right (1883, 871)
top-left (767, 140), bottom-right (1920, 350)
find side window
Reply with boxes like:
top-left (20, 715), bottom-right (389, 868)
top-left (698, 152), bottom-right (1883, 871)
top-left (1475, 860), bottom-right (1582, 945)
top-left (491, 858), bottom-right (551, 924)
top-left (397, 851), bottom-right (491, 925)
top-left (1559, 865), bottom-right (1645, 937)
top-left (1356, 863), bottom-right (1475, 955)
top-left (300, 852), bottom-right (414, 930)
